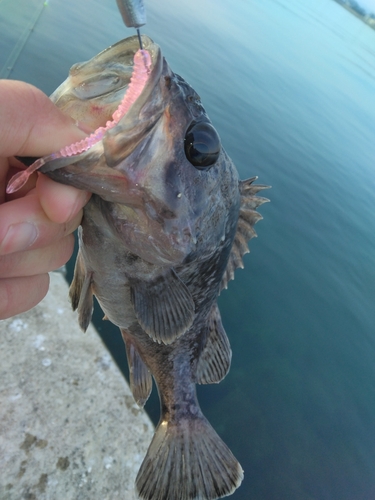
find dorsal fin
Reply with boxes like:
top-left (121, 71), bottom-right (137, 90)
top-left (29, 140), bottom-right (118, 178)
top-left (221, 177), bottom-right (270, 291)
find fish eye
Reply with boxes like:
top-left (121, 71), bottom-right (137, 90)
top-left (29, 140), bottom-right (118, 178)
top-left (184, 122), bottom-right (221, 169)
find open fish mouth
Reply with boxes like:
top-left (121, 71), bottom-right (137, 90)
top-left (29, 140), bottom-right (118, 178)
top-left (7, 35), bottom-right (160, 194)
top-left (56, 49), bottom-right (151, 157)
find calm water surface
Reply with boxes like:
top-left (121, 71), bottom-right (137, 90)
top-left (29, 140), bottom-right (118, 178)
top-left (1, 0), bottom-right (375, 499)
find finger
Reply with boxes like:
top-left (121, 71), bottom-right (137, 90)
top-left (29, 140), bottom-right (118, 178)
top-left (0, 233), bottom-right (75, 279)
top-left (0, 80), bottom-right (87, 158)
top-left (0, 193), bottom-right (81, 256)
top-left (36, 173), bottom-right (91, 224)
top-left (0, 274), bottom-right (50, 320)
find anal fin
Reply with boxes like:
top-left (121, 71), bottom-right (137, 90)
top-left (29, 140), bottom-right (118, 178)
top-left (121, 329), bottom-right (152, 408)
top-left (130, 268), bottom-right (195, 345)
top-left (196, 302), bottom-right (232, 384)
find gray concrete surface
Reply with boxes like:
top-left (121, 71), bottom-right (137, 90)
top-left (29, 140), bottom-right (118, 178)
top-left (0, 272), bottom-right (154, 500)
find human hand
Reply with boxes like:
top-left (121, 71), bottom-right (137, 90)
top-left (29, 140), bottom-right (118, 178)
top-left (0, 80), bottom-right (91, 319)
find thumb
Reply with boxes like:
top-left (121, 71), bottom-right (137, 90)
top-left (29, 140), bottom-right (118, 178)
top-left (0, 80), bottom-right (86, 158)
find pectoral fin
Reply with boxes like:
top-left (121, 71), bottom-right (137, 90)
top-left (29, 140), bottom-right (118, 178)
top-left (69, 249), bottom-right (93, 332)
top-left (196, 302), bottom-right (231, 384)
top-left (121, 329), bottom-right (152, 408)
top-left (130, 268), bottom-right (195, 345)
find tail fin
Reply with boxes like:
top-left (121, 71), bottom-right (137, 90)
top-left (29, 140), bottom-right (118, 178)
top-left (136, 415), bottom-right (243, 500)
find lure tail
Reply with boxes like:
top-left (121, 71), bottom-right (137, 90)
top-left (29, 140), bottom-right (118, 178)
top-left (136, 413), bottom-right (243, 500)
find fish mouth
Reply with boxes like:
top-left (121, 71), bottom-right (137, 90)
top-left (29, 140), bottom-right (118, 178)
top-left (51, 35), bottom-right (161, 137)
top-left (7, 35), bottom-right (162, 194)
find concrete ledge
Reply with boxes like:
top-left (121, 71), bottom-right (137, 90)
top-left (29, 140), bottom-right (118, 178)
top-left (0, 272), bottom-right (154, 500)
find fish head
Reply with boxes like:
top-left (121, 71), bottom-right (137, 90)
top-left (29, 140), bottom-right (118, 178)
top-left (41, 36), bottom-right (241, 266)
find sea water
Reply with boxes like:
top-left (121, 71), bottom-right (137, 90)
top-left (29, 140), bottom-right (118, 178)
top-left (1, 0), bottom-right (374, 498)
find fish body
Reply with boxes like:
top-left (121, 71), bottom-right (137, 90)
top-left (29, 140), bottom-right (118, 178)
top-left (38, 36), bottom-right (269, 500)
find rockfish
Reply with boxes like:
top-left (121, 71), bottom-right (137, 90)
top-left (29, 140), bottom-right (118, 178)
top-left (9, 35), bottom-right (269, 499)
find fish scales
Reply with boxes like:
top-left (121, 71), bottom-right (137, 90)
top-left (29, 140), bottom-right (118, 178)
top-left (27, 35), bottom-right (269, 499)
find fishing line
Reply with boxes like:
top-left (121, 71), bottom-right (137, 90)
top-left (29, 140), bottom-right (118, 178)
top-left (0, 0), bottom-right (48, 79)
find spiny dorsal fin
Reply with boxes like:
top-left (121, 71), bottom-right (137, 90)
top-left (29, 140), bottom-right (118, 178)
top-left (221, 176), bottom-right (270, 291)
top-left (121, 329), bottom-right (152, 408)
top-left (69, 249), bottom-right (94, 332)
top-left (130, 268), bottom-right (195, 345)
top-left (196, 302), bottom-right (232, 384)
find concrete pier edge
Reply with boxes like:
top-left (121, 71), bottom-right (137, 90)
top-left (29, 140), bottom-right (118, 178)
top-left (0, 272), bottom-right (154, 500)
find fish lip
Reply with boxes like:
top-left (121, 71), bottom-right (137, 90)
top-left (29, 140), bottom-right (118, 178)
top-left (101, 43), bottom-right (165, 169)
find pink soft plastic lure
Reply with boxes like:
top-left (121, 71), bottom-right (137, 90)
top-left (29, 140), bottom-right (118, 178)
top-left (7, 49), bottom-right (152, 195)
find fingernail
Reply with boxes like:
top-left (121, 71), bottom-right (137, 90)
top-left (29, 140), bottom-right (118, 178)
top-left (0, 222), bottom-right (38, 255)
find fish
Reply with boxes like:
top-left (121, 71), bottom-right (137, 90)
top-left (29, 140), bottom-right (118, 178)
top-left (11, 35), bottom-right (269, 499)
